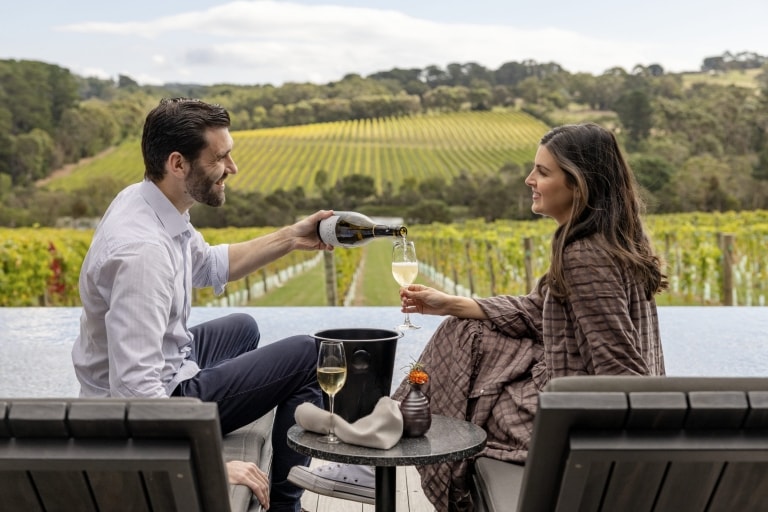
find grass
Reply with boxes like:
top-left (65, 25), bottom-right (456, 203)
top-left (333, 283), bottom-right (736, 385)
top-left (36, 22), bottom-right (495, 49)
top-left (355, 240), bottom-right (402, 307)
top-left (245, 258), bottom-right (329, 306)
top-left (680, 68), bottom-right (762, 89)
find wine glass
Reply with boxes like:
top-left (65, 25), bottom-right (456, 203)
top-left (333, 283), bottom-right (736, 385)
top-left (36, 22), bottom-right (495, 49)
top-left (316, 340), bottom-right (347, 444)
top-left (392, 239), bottom-right (421, 330)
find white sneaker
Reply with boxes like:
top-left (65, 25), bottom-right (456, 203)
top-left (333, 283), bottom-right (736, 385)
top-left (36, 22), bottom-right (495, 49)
top-left (288, 463), bottom-right (375, 504)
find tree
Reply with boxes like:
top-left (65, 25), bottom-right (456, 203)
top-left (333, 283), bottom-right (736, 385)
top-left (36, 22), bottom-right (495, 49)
top-left (494, 61), bottom-right (531, 86)
top-left (752, 148), bottom-right (768, 181)
top-left (423, 65), bottom-right (448, 87)
top-left (668, 155), bottom-right (739, 212)
top-left (468, 87), bottom-right (492, 110)
top-left (629, 154), bottom-right (673, 193)
top-left (12, 129), bottom-right (55, 184)
top-left (418, 177), bottom-right (447, 201)
top-left (56, 101), bottom-right (119, 161)
top-left (422, 86), bottom-right (469, 112)
top-left (614, 90), bottom-right (653, 149)
top-left (314, 170), bottom-right (329, 192)
top-left (328, 174), bottom-right (376, 209)
top-left (117, 74), bottom-right (140, 90)
top-left (445, 171), bottom-right (478, 207)
top-left (405, 199), bottom-right (451, 224)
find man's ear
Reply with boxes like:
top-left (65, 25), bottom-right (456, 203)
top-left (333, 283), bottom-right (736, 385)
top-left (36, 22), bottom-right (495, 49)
top-left (166, 151), bottom-right (188, 179)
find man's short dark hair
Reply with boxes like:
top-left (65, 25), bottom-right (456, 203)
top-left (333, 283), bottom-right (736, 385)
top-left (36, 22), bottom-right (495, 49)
top-left (141, 98), bottom-right (231, 182)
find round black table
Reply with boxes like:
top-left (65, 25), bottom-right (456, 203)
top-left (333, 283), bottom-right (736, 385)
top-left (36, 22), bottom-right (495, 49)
top-left (287, 414), bottom-right (487, 512)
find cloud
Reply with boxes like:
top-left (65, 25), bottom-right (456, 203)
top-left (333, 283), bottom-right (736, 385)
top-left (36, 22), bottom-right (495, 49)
top-left (54, 0), bottom-right (685, 85)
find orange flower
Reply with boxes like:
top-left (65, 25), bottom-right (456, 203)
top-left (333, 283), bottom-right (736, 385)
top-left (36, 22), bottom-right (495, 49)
top-left (407, 361), bottom-right (429, 385)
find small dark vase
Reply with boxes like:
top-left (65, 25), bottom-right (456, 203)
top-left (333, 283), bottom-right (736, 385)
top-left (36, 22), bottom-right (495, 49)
top-left (400, 383), bottom-right (432, 437)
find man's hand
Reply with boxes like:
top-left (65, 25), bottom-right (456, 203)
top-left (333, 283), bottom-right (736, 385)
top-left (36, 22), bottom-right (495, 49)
top-left (288, 209), bottom-right (335, 251)
top-left (226, 460), bottom-right (270, 509)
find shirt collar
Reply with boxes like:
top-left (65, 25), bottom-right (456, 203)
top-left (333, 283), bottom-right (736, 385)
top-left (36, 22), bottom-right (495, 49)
top-left (139, 180), bottom-right (191, 239)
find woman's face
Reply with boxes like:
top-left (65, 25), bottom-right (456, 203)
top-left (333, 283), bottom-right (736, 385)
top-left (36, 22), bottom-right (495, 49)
top-left (525, 145), bottom-right (575, 225)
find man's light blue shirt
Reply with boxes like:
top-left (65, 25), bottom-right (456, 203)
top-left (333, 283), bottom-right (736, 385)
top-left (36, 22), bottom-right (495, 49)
top-left (72, 180), bottom-right (229, 397)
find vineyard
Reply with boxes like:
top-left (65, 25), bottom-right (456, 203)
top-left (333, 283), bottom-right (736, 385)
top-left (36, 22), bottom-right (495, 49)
top-left (44, 110), bottom-right (548, 195)
top-left (411, 211), bottom-right (768, 307)
top-left (0, 227), bottom-right (361, 308)
top-left (2, 210), bottom-right (767, 308)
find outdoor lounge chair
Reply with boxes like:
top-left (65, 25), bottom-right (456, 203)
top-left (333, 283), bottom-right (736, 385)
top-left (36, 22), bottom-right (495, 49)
top-left (0, 397), bottom-right (273, 512)
top-left (470, 376), bottom-right (768, 512)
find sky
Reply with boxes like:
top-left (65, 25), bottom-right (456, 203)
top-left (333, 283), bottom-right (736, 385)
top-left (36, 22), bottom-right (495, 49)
top-left (2, 0), bottom-right (767, 87)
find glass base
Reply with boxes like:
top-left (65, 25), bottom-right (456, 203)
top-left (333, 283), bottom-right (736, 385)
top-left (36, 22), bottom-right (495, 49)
top-left (397, 320), bottom-right (421, 330)
top-left (318, 433), bottom-right (341, 444)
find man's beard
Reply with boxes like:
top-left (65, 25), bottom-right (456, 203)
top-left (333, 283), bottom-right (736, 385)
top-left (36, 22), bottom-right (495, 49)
top-left (186, 161), bottom-right (225, 207)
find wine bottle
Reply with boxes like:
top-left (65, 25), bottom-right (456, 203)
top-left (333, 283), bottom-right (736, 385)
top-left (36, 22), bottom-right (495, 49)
top-left (317, 211), bottom-right (408, 248)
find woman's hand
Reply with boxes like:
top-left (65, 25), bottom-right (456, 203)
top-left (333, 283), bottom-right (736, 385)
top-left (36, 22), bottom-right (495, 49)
top-left (401, 284), bottom-right (487, 319)
top-left (226, 460), bottom-right (270, 509)
top-left (400, 284), bottom-right (453, 316)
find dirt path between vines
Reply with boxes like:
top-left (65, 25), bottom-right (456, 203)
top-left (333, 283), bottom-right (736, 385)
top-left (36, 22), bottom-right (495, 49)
top-left (352, 249), bottom-right (368, 306)
top-left (36, 147), bottom-right (117, 187)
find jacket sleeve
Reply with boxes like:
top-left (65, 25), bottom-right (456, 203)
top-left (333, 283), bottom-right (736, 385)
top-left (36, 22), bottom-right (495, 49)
top-left (474, 285), bottom-right (544, 343)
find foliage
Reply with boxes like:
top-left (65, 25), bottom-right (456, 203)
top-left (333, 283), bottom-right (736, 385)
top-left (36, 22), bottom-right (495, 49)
top-left (5, 211), bottom-right (767, 307)
top-left (1, 51), bottom-right (768, 227)
top-left (408, 211), bottom-right (768, 307)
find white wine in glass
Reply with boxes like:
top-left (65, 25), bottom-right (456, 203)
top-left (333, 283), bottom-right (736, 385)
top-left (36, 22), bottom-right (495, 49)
top-left (316, 340), bottom-right (347, 444)
top-left (392, 240), bottom-right (421, 330)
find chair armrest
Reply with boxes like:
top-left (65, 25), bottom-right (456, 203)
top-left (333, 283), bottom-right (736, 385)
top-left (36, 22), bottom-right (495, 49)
top-left (224, 409), bottom-right (275, 512)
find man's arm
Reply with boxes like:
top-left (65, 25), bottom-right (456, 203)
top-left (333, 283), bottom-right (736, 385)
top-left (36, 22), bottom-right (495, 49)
top-left (227, 210), bottom-right (333, 282)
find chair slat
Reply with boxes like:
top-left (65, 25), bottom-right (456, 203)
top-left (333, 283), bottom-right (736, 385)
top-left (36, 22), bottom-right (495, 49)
top-left (708, 461), bottom-right (768, 512)
top-left (601, 461), bottom-right (666, 512)
top-left (686, 391), bottom-right (748, 429)
top-left (8, 401), bottom-right (69, 437)
top-left (68, 401), bottom-right (130, 438)
top-left (0, 470), bottom-right (44, 511)
top-left (88, 470), bottom-right (152, 511)
top-left (626, 392), bottom-right (688, 429)
top-left (33, 470), bottom-right (97, 512)
top-left (653, 461), bottom-right (722, 512)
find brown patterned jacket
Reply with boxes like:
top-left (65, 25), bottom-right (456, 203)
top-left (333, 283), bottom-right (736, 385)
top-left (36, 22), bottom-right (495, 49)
top-left (392, 235), bottom-right (665, 511)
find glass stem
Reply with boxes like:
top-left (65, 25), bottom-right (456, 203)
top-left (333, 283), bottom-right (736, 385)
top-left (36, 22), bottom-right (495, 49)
top-left (328, 395), bottom-right (335, 436)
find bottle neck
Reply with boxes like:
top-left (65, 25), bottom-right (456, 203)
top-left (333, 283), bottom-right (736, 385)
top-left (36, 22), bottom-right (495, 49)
top-left (372, 225), bottom-right (407, 238)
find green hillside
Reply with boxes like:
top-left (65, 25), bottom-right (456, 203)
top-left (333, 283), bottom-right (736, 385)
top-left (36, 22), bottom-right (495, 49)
top-left (680, 68), bottom-right (763, 89)
top-left (45, 110), bottom-right (548, 195)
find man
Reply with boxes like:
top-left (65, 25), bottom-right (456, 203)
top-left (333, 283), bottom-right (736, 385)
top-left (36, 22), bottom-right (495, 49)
top-left (72, 98), bottom-right (332, 512)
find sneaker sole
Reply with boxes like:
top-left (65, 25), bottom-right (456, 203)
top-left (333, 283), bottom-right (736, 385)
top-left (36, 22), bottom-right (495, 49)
top-left (288, 466), bottom-right (375, 505)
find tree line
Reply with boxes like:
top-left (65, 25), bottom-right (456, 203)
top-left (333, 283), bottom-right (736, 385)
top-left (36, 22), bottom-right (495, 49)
top-left (1, 50), bottom-right (768, 227)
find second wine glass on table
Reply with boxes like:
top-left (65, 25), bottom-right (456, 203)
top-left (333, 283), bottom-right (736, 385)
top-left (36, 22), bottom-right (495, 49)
top-left (392, 239), bottom-right (421, 330)
top-left (316, 340), bottom-right (347, 444)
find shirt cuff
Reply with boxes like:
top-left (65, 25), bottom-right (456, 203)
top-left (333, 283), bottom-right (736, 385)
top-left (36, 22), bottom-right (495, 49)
top-left (211, 243), bottom-right (230, 295)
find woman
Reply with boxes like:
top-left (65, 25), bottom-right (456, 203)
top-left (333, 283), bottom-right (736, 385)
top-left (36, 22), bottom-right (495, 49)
top-left (391, 122), bottom-right (667, 510)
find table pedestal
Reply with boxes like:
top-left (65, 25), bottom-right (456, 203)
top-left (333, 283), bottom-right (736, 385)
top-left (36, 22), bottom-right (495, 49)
top-left (376, 466), bottom-right (396, 512)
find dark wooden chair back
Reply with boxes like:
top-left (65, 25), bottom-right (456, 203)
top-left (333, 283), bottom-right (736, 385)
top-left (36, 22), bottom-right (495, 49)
top-left (519, 376), bottom-right (768, 512)
top-left (0, 398), bottom-right (231, 512)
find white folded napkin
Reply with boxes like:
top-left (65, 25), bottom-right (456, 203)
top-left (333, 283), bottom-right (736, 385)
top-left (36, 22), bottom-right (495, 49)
top-left (295, 397), bottom-right (403, 449)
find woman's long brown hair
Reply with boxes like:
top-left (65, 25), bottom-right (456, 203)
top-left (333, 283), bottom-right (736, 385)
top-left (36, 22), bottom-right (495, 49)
top-left (536, 123), bottom-right (668, 300)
